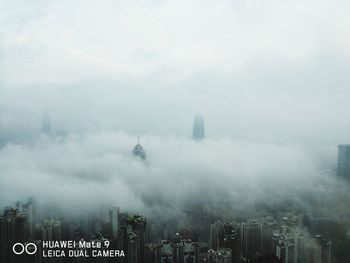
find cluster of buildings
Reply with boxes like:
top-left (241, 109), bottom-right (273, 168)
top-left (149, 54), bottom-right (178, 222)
top-left (144, 235), bottom-right (200, 263)
top-left (0, 198), bottom-right (337, 263)
top-left (208, 215), bottom-right (332, 263)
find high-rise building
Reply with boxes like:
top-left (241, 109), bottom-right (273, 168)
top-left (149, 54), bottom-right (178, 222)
top-left (223, 223), bottom-right (240, 263)
top-left (210, 221), bottom-right (240, 263)
top-left (316, 235), bottom-right (332, 263)
top-left (173, 235), bottom-right (183, 263)
top-left (207, 248), bottom-right (232, 263)
top-left (128, 232), bottom-right (139, 263)
top-left (279, 213), bottom-right (303, 232)
top-left (241, 220), bottom-right (261, 259)
top-left (24, 240), bottom-right (43, 263)
top-left (111, 207), bottom-right (120, 238)
top-left (337, 144), bottom-right (350, 181)
top-left (145, 237), bottom-right (199, 263)
top-left (273, 232), bottom-right (298, 263)
top-left (210, 221), bottom-right (224, 250)
top-left (41, 218), bottom-right (61, 241)
top-left (193, 115), bottom-right (205, 141)
top-left (118, 225), bottom-right (131, 263)
top-left (260, 219), bottom-right (278, 255)
top-left (144, 240), bottom-right (174, 263)
top-left (303, 235), bottom-right (332, 263)
top-left (160, 240), bottom-right (173, 263)
top-left (145, 243), bottom-right (161, 263)
top-left (182, 239), bottom-right (200, 263)
top-left (132, 137), bottom-right (146, 160)
top-left (124, 215), bottom-right (148, 263)
top-left (0, 208), bottom-right (30, 263)
top-left (240, 217), bottom-right (277, 260)
top-left (41, 111), bottom-right (51, 136)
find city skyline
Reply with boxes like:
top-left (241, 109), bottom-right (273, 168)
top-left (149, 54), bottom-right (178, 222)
top-left (1, 0), bottom-right (350, 262)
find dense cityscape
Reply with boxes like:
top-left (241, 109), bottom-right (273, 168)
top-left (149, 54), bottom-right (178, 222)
top-left (0, 116), bottom-right (349, 263)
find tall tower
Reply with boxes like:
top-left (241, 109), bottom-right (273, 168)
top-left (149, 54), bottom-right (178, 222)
top-left (125, 215), bottom-right (147, 263)
top-left (132, 137), bottom-right (146, 160)
top-left (193, 115), bottom-right (205, 141)
top-left (223, 223), bottom-right (240, 263)
top-left (337, 144), bottom-right (350, 181)
top-left (42, 111), bottom-right (51, 136)
top-left (111, 207), bottom-right (120, 238)
top-left (0, 208), bottom-right (29, 263)
top-left (241, 220), bottom-right (261, 259)
top-left (272, 233), bottom-right (297, 263)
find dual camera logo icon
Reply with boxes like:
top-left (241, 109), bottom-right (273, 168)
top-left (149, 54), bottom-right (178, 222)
top-left (12, 243), bottom-right (37, 255)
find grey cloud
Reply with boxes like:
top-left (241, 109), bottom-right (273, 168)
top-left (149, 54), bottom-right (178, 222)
top-left (0, 132), bottom-right (349, 223)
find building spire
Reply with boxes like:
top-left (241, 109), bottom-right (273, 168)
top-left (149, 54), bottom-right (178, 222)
top-left (132, 136), bottom-right (146, 160)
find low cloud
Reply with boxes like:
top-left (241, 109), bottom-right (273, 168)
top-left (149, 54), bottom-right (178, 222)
top-left (1, 132), bottom-right (348, 224)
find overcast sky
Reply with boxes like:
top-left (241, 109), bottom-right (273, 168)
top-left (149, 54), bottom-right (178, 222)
top-left (1, 0), bottom-right (350, 144)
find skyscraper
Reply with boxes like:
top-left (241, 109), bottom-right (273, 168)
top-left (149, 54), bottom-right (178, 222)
top-left (144, 237), bottom-right (199, 263)
top-left (0, 208), bottom-right (29, 263)
top-left (210, 221), bottom-right (240, 263)
top-left (111, 207), bottom-right (120, 238)
top-left (337, 144), bottom-right (350, 181)
top-left (41, 111), bottom-right (51, 136)
top-left (144, 242), bottom-right (161, 263)
top-left (125, 215), bottom-right (148, 263)
top-left (241, 220), bottom-right (261, 259)
top-left (182, 239), bottom-right (200, 263)
top-left (303, 235), bottom-right (332, 263)
top-left (223, 223), bottom-right (240, 263)
top-left (193, 115), bottom-right (205, 141)
top-left (272, 232), bottom-right (299, 263)
top-left (42, 218), bottom-right (61, 241)
top-left (159, 240), bottom-right (173, 262)
top-left (210, 221), bottom-right (224, 250)
top-left (207, 248), bottom-right (232, 263)
top-left (132, 137), bottom-right (146, 160)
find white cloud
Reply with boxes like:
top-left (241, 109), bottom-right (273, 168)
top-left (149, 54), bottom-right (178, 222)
top-left (1, 0), bottom-right (350, 84)
top-left (1, 132), bottom-right (347, 219)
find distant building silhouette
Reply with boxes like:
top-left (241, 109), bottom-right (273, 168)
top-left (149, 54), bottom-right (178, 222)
top-left (241, 217), bottom-right (277, 260)
top-left (41, 111), bottom-right (51, 136)
top-left (132, 137), bottom-right (146, 160)
top-left (120, 215), bottom-right (148, 263)
top-left (193, 115), bottom-right (205, 141)
top-left (210, 221), bottom-right (240, 263)
top-left (41, 218), bottom-right (61, 241)
top-left (337, 144), bottom-right (350, 181)
top-left (241, 220), bottom-right (261, 259)
top-left (110, 207), bottom-right (120, 238)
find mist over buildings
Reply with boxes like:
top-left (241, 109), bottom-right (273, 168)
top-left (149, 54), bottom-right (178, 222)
top-left (1, 0), bottom-right (350, 227)
top-left (0, 130), bottom-right (349, 224)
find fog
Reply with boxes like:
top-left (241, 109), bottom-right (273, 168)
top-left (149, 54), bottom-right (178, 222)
top-left (1, 0), bottom-right (350, 222)
top-left (0, 132), bottom-right (349, 222)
